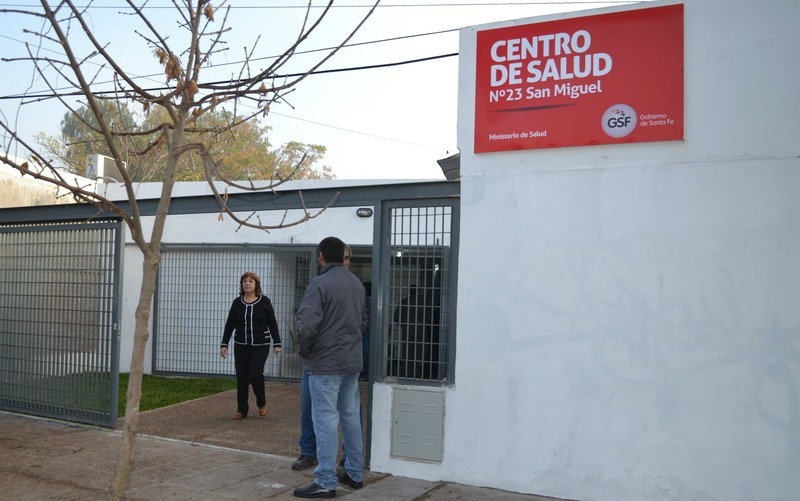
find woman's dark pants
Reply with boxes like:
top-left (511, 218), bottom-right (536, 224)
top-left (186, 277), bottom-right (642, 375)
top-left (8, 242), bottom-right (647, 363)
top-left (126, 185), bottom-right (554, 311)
top-left (234, 344), bottom-right (269, 415)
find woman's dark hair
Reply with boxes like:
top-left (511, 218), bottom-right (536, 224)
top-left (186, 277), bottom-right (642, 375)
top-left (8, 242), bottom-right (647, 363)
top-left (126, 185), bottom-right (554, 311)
top-left (317, 236), bottom-right (346, 264)
top-left (239, 271), bottom-right (263, 297)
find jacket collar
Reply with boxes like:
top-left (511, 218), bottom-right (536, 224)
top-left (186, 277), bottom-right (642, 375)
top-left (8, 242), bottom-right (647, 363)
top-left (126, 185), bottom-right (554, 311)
top-left (319, 263), bottom-right (343, 274)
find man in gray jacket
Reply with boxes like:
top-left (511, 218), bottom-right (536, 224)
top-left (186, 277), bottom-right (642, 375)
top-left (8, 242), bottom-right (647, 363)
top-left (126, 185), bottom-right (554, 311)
top-left (293, 236), bottom-right (365, 499)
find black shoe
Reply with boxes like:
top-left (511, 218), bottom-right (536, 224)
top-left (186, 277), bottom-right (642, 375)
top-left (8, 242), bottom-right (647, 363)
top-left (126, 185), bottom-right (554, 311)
top-left (337, 471), bottom-right (363, 490)
top-left (293, 482), bottom-right (335, 498)
top-left (292, 455), bottom-right (318, 471)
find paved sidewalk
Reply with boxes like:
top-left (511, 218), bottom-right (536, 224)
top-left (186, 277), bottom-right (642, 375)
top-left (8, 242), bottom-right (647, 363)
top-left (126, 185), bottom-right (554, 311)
top-left (0, 383), bottom-right (566, 500)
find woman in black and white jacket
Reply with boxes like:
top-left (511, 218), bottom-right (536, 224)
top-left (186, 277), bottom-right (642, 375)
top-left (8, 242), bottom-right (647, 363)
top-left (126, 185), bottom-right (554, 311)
top-left (220, 271), bottom-right (282, 420)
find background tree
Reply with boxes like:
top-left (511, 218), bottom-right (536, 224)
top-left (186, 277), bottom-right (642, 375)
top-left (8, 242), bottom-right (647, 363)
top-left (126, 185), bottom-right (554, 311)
top-left (33, 100), bottom-right (138, 177)
top-left (36, 105), bottom-right (334, 182)
top-left (0, 1), bottom-right (376, 499)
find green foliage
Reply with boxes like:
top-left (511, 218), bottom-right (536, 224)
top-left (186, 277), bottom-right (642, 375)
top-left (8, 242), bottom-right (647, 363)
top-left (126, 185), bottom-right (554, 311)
top-left (118, 373), bottom-right (235, 417)
top-left (35, 104), bottom-right (335, 182)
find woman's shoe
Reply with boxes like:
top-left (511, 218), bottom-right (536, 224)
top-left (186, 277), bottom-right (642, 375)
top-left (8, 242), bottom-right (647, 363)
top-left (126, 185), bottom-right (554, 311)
top-left (258, 407), bottom-right (267, 417)
top-left (233, 412), bottom-right (246, 420)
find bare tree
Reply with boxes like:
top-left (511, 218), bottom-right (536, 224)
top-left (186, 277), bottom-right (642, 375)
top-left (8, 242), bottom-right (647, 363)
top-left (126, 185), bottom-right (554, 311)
top-left (0, 1), bottom-right (378, 499)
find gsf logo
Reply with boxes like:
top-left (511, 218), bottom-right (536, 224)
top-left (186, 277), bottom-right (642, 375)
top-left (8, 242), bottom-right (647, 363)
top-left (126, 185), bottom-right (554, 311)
top-left (601, 104), bottom-right (637, 138)
top-left (609, 115), bottom-right (632, 128)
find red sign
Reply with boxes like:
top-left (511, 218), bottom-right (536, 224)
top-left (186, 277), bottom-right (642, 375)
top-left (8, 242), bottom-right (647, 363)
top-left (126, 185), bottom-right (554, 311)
top-left (474, 4), bottom-right (683, 153)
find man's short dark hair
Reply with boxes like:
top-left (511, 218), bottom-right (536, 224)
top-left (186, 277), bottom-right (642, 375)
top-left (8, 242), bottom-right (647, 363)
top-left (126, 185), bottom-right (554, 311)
top-left (317, 236), bottom-right (346, 264)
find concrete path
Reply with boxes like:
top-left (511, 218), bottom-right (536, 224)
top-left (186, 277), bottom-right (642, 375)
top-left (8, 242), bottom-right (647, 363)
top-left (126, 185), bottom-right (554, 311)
top-left (0, 382), bottom-right (567, 500)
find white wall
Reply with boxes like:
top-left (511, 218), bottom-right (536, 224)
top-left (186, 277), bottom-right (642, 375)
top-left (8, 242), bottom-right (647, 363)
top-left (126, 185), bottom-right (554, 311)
top-left (369, 1), bottom-right (800, 500)
top-left (1, 155), bottom-right (95, 207)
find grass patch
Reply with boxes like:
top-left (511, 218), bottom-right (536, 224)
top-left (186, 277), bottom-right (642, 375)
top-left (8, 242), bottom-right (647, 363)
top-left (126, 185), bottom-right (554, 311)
top-left (118, 374), bottom-right (236, 417)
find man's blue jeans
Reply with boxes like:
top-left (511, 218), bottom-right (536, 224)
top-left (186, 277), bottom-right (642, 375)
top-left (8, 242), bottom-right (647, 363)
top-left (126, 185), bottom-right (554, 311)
top-left (308, 372), bottom-right (363, 490)
top-left (298, 370), bottom-right (316, 456)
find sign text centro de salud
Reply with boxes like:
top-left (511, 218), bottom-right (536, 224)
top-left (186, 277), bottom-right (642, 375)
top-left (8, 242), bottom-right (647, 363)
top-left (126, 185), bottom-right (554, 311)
top-left (474, 3), bottom-right (684, 153)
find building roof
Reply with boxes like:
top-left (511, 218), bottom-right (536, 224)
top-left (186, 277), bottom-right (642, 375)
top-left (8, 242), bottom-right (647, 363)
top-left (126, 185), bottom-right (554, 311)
top-left (437, 152), bottom-right (461, 181)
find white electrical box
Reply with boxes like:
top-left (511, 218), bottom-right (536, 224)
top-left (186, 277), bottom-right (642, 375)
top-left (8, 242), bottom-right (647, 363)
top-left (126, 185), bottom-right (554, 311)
top-left (391, 388), bottom-right (445, 462)
top-left (85, 154), bottom-right (124, 183)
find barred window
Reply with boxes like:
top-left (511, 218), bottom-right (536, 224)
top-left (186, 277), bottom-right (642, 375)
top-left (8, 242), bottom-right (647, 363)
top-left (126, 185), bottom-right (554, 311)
top-left (384, 204), bottom-right (455, 384)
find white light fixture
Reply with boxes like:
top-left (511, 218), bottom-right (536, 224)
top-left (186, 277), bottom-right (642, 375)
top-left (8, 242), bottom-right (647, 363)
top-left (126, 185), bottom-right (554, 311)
top-left (356, 208), bottom-right (373, 218)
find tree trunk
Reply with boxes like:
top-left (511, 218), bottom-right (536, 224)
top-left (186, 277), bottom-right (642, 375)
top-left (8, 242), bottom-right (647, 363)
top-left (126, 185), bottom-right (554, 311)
top-left (109, 248), bottom-right (160, 500)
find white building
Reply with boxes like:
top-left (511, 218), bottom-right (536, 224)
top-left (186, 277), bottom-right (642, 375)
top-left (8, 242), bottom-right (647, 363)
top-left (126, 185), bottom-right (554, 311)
top-left (370, 0), bottom-right (797, 500)
top-left (104, 179), bottom-right (412, 375)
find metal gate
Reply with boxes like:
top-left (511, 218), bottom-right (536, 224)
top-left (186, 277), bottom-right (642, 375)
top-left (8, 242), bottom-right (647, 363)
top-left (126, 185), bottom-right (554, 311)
top-left (153, 244), bottom-right (317, 380)
top-left (374, 199), bottom-right (459, 384)
top-left (0, 221), bottom-right (122, 427)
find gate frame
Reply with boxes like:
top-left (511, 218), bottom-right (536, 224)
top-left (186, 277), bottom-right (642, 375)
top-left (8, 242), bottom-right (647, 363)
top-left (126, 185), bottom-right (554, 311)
top-left (366, 194), bottom-right (460, 466)
top-left (0, 219), bottom-right (123, 427)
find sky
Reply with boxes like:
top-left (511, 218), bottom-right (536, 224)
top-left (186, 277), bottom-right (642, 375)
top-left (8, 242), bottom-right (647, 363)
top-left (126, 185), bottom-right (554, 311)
top-left (0, 0), bottom-right (650, 180)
